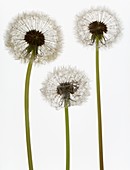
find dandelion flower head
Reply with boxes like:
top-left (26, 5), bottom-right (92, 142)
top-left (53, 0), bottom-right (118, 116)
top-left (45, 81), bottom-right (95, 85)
top-left (40, 66), bottom-right (90, 109)
top-left (75, 7), bottom-right (121, 47)
top-left (5, 11), bottom-right (63, 64)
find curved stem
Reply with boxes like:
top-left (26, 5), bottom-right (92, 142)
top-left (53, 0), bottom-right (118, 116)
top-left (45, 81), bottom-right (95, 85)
top-left (64, 104), bottom-right (70, 170)
top-left (24, 51), bottom-right (35, 170)
top-left (96, 37), bottom-right (104, 170)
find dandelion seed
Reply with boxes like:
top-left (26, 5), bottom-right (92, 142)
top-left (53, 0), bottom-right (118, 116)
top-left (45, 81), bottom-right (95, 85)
top-left (75, 7), bottom-right (121, 47)
top-left (40, 66), bottom-right (90, 109)
top-left (5, 11), bottom-right (63, 63)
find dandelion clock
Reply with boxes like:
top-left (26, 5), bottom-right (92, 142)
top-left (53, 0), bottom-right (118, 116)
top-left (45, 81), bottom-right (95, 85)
top-left (4, 11), bottom-right (63, 170)
top-left (40, 66), bottom-right (90, 170)
top-left (75, 7), bottom-right (121, 170)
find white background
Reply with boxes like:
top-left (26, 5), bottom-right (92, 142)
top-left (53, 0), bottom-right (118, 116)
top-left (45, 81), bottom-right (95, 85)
top-left (0, 0), bottom-right (130, 170)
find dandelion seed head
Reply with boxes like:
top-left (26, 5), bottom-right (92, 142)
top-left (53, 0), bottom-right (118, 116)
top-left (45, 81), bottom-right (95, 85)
top-left (40, 66), bottom-right (90, 109)
top-left (75, 7), bottom-right (121, 47)
top-left (5, 11), bottom-right (63, 64)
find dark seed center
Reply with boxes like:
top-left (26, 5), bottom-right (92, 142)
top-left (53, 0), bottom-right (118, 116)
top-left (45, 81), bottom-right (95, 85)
top-left (88, 21), bottom-right (107, 35)
top-left (57, 82), bottom-right (79, 97)
top-left (24, 30), bottom-right (45, 46)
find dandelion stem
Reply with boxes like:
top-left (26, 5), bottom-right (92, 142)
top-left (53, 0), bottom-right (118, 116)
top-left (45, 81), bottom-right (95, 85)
top-left (64, 103), bottom-right (70, 170)
top-left (24, 50), bottom-right (35, 170)
top-left (96, 37), bottom-right (104, 170)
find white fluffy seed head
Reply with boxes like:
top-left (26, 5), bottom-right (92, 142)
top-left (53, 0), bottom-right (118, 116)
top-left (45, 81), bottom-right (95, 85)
top-left (5, 11), bottom-right (63, 64)
top-left (40, 66), bottom-right (90, 110)
top-left (75, 7), bottom-right (122, 48)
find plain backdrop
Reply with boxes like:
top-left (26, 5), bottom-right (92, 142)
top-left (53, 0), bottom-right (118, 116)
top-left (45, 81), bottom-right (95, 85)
top-left (0, 0), bottom-right (130, 170)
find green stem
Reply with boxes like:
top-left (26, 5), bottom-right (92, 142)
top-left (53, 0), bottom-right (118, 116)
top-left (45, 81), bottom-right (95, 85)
top-left (64, 104), bottom-right (70, 170)
top-left (96, 37), bottom-right (104, 170)
top-left (24, 50), bottom-right (35, 170)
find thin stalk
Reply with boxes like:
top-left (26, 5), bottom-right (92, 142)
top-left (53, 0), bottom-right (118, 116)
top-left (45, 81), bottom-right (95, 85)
top-left (24, 50), bottom-right (35, 170)
top-left (96, 37), bottom-right (104, 170)
top-left (64, 104), bottom-right (70, 170)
